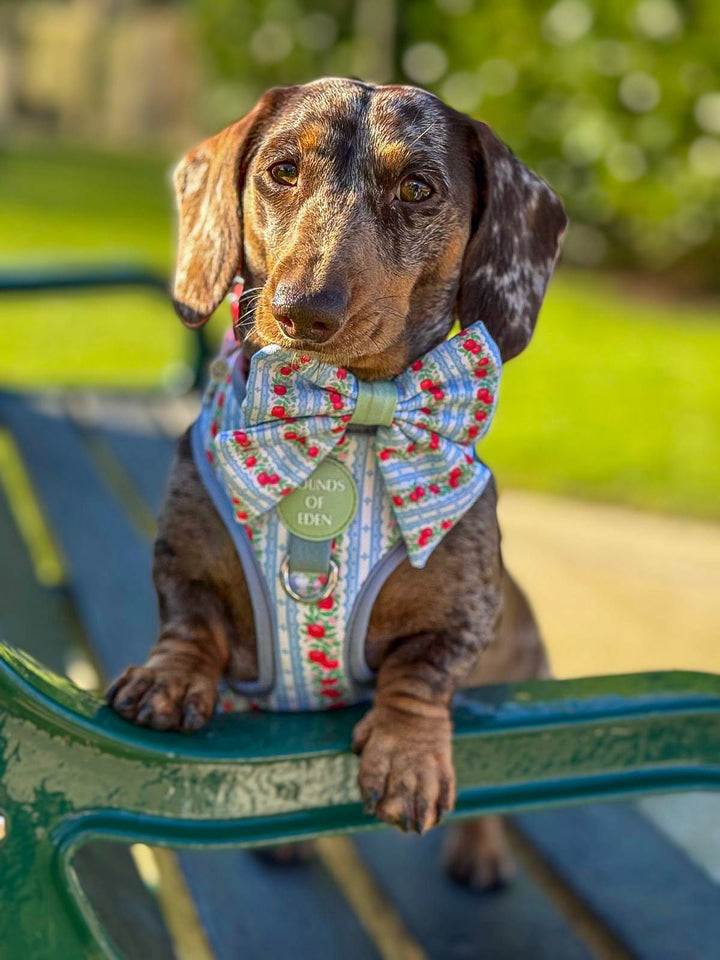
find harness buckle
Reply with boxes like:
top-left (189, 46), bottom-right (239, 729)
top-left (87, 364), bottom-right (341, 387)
top-left (280, 555), bottom-right (338, 604)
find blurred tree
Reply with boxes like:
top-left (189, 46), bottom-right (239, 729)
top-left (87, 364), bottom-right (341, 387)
top-left (185, 0), bottom-right (720, 287)
top-left (191, 1), bottom-right (361, 119)
top-left (396, 0), bottom-right (720, 287)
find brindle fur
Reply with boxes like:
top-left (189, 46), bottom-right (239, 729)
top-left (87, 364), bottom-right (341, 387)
top-left (108, 78), bottom-right (566, 888)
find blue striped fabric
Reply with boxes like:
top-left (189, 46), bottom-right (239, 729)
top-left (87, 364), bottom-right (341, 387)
top-left (206, 321), bottom-right (501, 568)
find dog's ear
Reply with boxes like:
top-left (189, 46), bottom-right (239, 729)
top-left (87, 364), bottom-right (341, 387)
top-left (456, 119), bottom-right (567, 361)
top-left (171, 88), bottom-right (294, 327)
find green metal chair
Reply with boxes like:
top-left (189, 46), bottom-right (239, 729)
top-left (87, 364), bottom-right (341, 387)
top-left (2, 640), bottom-right (719, 958)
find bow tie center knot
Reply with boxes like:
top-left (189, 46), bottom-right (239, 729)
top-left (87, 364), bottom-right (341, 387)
top-left (348, 380), bottom-right (398, 427)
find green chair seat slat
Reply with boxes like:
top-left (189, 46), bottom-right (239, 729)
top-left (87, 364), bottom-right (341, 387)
top-left (355, 828), bottom-right (593, 960)
top-left (0, 265), bottom-right (167, 294)
top-left (0, 392), bottom-right (159, 669)
top-left (514, 804), bottom-right (720, 960)
top-left (0, 267), bottom-right (210, 388)
top-left (0, 477), bottom-right (73, 675)
top-left (178, 849), bottom-right (379, 960)
top-left (98, 424), bottom-right (177, 514)
top-left (72, 843), bottom-right (176, 960)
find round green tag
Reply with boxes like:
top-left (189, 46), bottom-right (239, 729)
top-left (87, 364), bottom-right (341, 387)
top-left (277, 458), bottom-right (358, 541)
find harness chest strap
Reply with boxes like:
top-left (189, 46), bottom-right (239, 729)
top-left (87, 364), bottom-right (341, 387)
top-left (281, 379), bottom-right (397, 588)
top-left (197, 321), bottom-right (502, 711)
top-left (195, 368), bottom-right (407, 711)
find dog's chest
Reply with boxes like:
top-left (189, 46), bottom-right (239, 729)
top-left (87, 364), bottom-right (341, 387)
top-left (193, 354), bottom-right (403, 712)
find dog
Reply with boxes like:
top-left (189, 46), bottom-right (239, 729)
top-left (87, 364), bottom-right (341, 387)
top-left (107, 77), bottom-right (566, 889)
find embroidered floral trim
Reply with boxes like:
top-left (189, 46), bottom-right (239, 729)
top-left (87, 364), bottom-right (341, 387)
top-left (208, 320), bottom-right (500, 568)
top-left (297, 537), bottom-right (350, 707)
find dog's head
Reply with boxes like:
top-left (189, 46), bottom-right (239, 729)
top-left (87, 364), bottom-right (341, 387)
top-left (173, 78), bottom-right (566, 377)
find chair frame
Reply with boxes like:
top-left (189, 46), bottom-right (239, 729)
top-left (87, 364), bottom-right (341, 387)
top-left (2, 642), bottom-right (719, 958)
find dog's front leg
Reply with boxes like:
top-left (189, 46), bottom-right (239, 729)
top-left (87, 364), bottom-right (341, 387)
top-left (108, 432), bottom-right (253, 732)
top-left (107, 574), bottom-right (229, 732)
top-left (352, 628), bottom-right (482, 834)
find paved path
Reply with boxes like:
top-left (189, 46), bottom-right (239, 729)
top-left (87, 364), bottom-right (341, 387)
top-left (498, 489), bottom-right (720, 678)
top-left (499, 489), bottom-right (720, 888)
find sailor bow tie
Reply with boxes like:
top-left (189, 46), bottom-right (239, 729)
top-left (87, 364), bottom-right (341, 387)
top-left (210, 321), bottom-right (502, 568)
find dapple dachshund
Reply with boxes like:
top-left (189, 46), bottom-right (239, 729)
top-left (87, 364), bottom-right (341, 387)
top-left (108, 78), bottom-right (566, 889)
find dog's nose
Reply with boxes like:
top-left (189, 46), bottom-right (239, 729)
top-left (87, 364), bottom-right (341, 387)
top-left (271, 285), bottom-right (347, 343)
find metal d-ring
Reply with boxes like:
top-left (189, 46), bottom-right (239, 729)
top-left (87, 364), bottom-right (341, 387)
top-left (280, 555), bottom-right (339, 603)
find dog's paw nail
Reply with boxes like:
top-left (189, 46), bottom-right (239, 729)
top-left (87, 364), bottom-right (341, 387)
top-left (182, 703), bottom-right (204, 732)
top-left (105, 679), bottom-right (123, 702)
top-left (364, 789), bottom-right (380, 814)
top-left (400, 814), bottom-right (413, 833)
top-left (135, 705), bottom-right (154, 725)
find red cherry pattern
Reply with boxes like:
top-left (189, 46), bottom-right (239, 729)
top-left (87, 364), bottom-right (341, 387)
top-left (206, 325), bottom-right (498, 598)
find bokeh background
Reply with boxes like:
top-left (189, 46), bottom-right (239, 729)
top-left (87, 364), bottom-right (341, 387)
top-left (0, 0), bottom-right (718, 677)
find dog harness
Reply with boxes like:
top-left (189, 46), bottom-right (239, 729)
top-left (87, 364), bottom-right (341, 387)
top-left (192, 322), bottom-right (501, 712)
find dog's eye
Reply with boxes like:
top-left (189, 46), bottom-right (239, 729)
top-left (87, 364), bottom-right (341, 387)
top-left (270, 161), bottom-right (299, 186)
top-left (398, 176), bottom-right (433, 203)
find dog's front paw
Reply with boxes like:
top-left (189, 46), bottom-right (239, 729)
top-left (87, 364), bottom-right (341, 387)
top-left (352, 706), bottom-right (455, 833)
top-left (106, 663), bottom-right (217, 732)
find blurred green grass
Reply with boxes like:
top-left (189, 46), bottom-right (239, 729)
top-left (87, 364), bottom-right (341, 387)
top-left (0, 146), bottom-right (187, 388)
top-left (484, 272), bottom-right (720, 519)
top-left (2, 146), bottom-right (718, 518)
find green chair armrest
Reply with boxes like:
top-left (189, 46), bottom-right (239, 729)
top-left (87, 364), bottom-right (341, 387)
top-left (2, 639), bottom-right (720, 958)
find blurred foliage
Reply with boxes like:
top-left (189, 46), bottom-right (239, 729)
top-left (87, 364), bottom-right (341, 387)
top-left (191, 0), bottom-right (720, 287)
